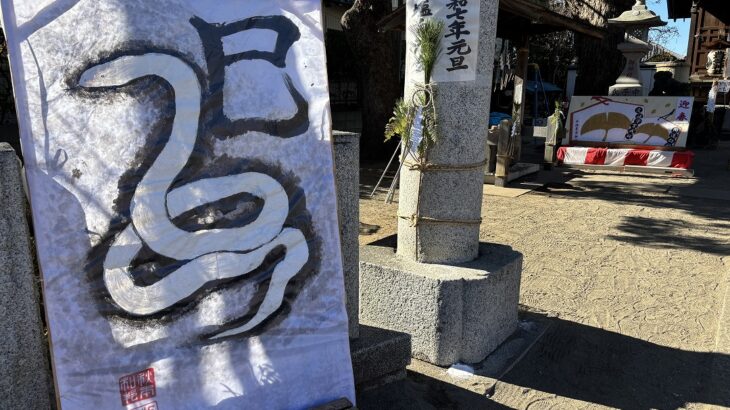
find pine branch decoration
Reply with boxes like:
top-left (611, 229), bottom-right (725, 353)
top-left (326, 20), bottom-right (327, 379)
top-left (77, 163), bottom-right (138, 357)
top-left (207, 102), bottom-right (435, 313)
top-left (384, 18), bottom-right (443, 157)
top-left (413, 19), bottom-right (444, 84)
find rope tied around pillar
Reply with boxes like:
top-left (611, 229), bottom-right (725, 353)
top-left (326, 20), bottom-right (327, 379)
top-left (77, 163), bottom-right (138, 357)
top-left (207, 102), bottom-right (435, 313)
top-left (399, 86), bottom-right (486, 232)
top-left (398, 214), bottom-right (483, 227)
top-left (404, 158), bottom-right (488, 172)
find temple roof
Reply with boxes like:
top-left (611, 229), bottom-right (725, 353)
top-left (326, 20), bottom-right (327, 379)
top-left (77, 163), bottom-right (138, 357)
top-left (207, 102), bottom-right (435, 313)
top-left (378, 0), bottom-right (606, 40)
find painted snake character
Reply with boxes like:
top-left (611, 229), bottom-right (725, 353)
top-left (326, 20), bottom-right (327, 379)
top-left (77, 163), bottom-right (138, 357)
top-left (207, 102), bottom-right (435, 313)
top-left (79, 53), bottom-right (309, 340)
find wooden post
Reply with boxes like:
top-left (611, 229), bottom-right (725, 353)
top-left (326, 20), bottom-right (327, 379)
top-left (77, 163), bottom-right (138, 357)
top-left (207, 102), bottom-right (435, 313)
top-left (544, 112), bottom-right (563, 169)
top-left (512, 35), bottom-right (530, 163)
top-left (486, 125), bottom-right (499, 174)
top-left (494, 119), bottom-right (512, 187)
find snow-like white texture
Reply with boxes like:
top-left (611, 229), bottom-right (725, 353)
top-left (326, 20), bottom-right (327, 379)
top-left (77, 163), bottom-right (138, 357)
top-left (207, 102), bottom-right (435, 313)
top-left (1, 1), bottom-right (353, 409)
top-left (223, 60), bottom-right (299, 120)
top-left (447, 363), bottom-right (476, 380)
top-left (12, 0), bottom-right (58, 26)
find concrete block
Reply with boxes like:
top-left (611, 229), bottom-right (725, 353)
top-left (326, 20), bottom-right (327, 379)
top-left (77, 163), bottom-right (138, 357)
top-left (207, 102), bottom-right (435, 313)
top-left (360, 236), bottom-right (522, 366)
top-left (333, 131), bottom-right (360, 339)
top-left (0, 143), bottom-right (54, 409)
top-left (350, 324), bottom-right (411, 389)
top-left (484, 163), bottom-right (540, 185)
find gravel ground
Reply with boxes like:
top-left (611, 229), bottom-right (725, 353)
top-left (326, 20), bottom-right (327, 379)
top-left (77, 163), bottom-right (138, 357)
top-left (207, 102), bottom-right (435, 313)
top-left (357, 143), bottom-right (730, 409)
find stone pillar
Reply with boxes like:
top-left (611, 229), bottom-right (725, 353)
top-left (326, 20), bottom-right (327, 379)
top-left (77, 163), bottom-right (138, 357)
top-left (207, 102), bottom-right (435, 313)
top-left (0, 143), bottom-right (54, 409)
top-left (361, 0), bottom-right (523, 367)
top-left (333, 131), bottom-right (360, 339)
top-left (396, 0), bottom-right (499, 265)
top-left (333, 132), bottom-right (412, 387)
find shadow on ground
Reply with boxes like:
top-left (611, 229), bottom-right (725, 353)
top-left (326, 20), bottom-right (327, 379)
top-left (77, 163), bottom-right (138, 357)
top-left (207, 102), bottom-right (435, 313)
top-left (357, 310), bottom-right (730, 409)
top-left (357, 371), bottom-right (511, 410)
top-left (498, 311), bottom-right (730, 409)
top-left (533, 177), bottom-right (730, 256)
top-left (607, 215), bottom-right (730, 256)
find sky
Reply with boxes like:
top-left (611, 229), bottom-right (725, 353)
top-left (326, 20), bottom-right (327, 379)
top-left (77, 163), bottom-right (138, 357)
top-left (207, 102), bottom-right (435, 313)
top-left (652, 0), bottom-right (691, 57)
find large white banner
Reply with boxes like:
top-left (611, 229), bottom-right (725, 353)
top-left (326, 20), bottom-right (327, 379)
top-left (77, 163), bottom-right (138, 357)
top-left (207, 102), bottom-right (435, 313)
top-left (1, 1), bottom-right (354, 409)
top-left (407, 0), bottom-right (481, 83)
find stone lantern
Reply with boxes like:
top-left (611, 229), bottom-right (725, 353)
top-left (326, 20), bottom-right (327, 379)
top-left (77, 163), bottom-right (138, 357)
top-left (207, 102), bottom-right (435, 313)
top-left (607, 0), bottom-right (667, 96)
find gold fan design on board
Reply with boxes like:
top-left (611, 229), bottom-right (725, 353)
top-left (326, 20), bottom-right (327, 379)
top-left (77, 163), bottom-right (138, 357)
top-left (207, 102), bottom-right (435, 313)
top-left (634, 123), bottom-right (669, 143)
top-left (580, 112), bottom-right (632, 141)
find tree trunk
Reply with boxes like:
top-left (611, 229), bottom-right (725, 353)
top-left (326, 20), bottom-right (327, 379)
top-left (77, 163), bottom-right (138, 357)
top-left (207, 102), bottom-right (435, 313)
top-left (341, 0), bottom-right (401, 160)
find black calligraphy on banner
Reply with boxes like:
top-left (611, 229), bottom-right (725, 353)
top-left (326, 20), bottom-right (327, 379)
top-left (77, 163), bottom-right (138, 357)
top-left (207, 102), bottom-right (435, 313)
top-left (191, 16), bottom-right (310, 139)
top-left (79, 15), bottom-right (319, 342)
top-left (445, 0), bottom-right (472, 72)
top-left (409, 0), bottom-right (480, 81)
top-left (414, 0), bottom-right (433, 18)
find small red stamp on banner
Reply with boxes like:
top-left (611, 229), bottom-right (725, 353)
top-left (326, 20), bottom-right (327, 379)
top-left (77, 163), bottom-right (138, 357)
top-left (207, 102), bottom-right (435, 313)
top-left (119, 368), bottom-right (156, 406)
top-left (131, 402), bottom-right (158, 410)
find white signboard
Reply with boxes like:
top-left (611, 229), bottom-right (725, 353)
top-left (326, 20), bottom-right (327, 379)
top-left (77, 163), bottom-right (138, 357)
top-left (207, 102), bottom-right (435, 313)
top-left (410, 107), bottom-right (425, 155)
top-left (567, 96), bottom-right (694, 148)
top-left (407, 0), bottom-right (481, 83)
top-left (1, 1), bottom-right (354, 409)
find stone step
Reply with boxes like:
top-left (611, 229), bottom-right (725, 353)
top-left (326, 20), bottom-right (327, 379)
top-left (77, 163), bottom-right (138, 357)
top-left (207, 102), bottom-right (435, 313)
top-left (350, 324), bottom-right (411, 390)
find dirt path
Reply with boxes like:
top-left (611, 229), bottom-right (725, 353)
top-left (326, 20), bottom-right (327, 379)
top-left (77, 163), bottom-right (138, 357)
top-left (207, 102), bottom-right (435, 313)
top-left (358, 144), bottom-right (730, 409)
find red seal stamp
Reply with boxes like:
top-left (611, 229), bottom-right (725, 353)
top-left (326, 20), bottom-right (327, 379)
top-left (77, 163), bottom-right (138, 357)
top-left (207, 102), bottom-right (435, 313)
top-left (131, 402), bottom-right (158, 410)
top-left (119, 368), bottom-right (156, 406)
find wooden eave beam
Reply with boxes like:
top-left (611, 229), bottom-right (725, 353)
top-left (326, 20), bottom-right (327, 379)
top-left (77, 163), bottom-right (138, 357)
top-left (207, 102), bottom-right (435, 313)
top-left (378, 0), bottom-right (607, 40)
top-left (500, 0), bottom-right (607, 39)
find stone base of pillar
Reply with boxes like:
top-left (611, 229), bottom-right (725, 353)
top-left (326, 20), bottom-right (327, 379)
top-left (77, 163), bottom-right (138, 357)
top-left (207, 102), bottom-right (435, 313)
top-left (608, 84), bottom-right (643, 96)
top-left (350, 324), bottom-right (411, 390)
top-left (359, 236), bottom-right (522, 367)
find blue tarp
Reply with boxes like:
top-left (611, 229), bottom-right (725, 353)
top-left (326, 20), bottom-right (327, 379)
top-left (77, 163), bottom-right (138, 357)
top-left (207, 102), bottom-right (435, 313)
top-left (525, 80), bottom-right (562, 94)
top-left (489, 112), bottom-right (512, 127)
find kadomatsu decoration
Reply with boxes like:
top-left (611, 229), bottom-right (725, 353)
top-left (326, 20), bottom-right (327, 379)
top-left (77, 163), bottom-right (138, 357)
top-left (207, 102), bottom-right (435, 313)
top-left (385, 18), bottom-right (444, 158)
